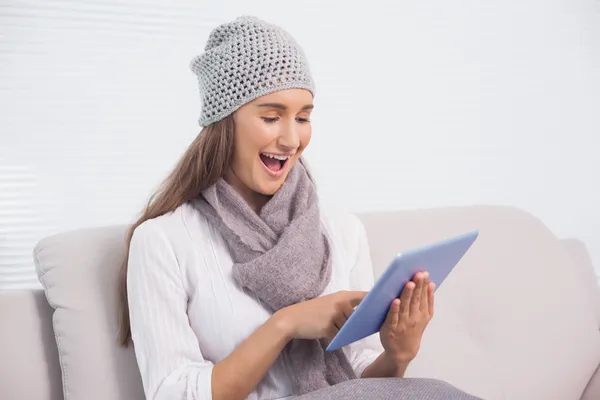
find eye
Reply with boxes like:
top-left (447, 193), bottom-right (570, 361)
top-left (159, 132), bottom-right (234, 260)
top-left (296, 117), bottom-right (311, 124)
top-left (261, 117), bottom-right (279, 123)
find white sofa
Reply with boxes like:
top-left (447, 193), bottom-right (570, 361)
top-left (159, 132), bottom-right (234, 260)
top-left (1, 206), bottom-right (599, 399)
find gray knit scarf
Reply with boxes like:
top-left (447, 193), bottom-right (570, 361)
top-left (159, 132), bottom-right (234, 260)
top-left (192, 161), bottom-right (357, 395)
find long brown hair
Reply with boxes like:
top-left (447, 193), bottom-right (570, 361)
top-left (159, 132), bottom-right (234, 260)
top-left (118, 115), bottom-right (235, 346)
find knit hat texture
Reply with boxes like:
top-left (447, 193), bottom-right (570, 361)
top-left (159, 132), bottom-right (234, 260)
top-left (190, 16), bottom-right (316, 126)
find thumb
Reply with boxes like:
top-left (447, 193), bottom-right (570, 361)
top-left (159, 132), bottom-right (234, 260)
top-left (346, 291), bottom-right (368, 307)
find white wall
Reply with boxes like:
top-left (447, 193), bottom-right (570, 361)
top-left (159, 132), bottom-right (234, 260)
top-left (1, 0), bottom-right (599, 289)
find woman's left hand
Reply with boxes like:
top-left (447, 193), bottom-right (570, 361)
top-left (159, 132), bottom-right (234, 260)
top-left (379, 271), bottom-right (435, 365)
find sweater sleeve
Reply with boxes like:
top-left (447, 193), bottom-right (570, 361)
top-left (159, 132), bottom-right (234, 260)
top-left (344, 214), bottom-right (385, 377)
top-left (127, 220), bottom-right (214, 400)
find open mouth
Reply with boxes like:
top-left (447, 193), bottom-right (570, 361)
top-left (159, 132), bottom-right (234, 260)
top-left (259, 152), bottom-right (290, 174)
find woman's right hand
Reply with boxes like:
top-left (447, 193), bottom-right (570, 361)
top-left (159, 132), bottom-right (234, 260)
top-left (274, 290), bottom-right (368, 341)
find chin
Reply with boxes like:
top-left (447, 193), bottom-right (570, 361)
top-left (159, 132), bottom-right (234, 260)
top-left (256, 178), bottom-right (287, 196)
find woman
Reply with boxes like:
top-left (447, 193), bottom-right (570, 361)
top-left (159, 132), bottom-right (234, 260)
top-left (120, 16), bottom-right (480, 400)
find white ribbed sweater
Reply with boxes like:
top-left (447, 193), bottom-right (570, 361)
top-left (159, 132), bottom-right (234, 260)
top-left (127, 202), bottom-right (383, 400)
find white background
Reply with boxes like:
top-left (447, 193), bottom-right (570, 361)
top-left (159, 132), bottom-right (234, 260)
top-left (1, 0), bottom-right (599, 289)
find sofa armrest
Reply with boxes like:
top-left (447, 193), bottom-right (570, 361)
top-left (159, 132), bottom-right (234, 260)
top-left (581, 362), bottom-right (600, 400)
top-left (0, 289), bottom-right (63, 400)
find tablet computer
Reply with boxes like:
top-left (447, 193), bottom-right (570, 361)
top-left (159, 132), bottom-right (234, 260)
top-left (326, 230), bottom-right (479, 352)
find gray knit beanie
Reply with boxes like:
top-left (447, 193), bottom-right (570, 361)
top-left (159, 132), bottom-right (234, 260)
top-left (190, 16), bottom-right (316, 127)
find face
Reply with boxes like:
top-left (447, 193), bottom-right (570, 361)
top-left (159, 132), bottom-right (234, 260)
top-left (226, 88), bottom-right (313, 207)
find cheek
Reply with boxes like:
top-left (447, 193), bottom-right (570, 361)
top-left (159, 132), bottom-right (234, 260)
top-left (231, 133), bottom-right (255, 172)
top-left (299, 127), bottom-right (312, 149)
top-left (232, 123), bottom-right (274, 171)
top-left (240, 138), bottom-right (258, 161)
top-left (241, 120), bottom-right (279, 151)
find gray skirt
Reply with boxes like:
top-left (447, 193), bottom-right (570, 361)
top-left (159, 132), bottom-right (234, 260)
top-left (295, 378), bottom-right (483, 400)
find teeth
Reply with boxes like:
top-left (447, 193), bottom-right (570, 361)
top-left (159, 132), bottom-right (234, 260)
top-left (262, 153), bottom-right (290, 161)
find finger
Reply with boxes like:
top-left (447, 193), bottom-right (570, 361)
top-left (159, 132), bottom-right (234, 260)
top-left (386, 299), bottom-right (400, 327)
top-left (333, 313), bottom-right (347, 331)
top-left (410, 272), bottom-right (424, 315)
top-left (346, 291), bottom-right (368, 307)
top-left (420, 272), bottom-right (429, 312)
top-left (332, 298), bottom-right (355, 331)
top-left (428, 282), bottom-right (435, 316)
top-left (399, 281), bottom-right (414, 316)
top-left (341, 303), bottom-right (355, 320)
top-left (326, 325), bottom-right (339, 341)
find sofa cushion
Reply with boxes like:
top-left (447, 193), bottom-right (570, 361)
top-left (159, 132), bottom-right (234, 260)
top-left (34, 225), bottom-right (144, 400)
top-left (581, 363), bottom-right (600, 400)
top-left (359, 205), bottom-right (600, 400)
top-left (561, 238), bottom-right (600, 327)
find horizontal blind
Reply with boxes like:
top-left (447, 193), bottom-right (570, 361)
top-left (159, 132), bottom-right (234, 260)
top-left (0, 0), bottom-right (228, 290)
top-left (1, 0), bottom-right (599, 290)
top-left (0, 156), bottom-right (50, 289)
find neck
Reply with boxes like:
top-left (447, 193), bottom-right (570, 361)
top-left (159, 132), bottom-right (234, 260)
top-left (223, 169), bottom-right (270, 213)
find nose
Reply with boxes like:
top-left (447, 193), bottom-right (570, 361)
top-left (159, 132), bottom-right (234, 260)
top-left (277, 119), bottom-right (300, 151)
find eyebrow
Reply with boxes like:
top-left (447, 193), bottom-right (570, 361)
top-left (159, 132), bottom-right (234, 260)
top-left (256, 102), bottom-right (314, 111)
